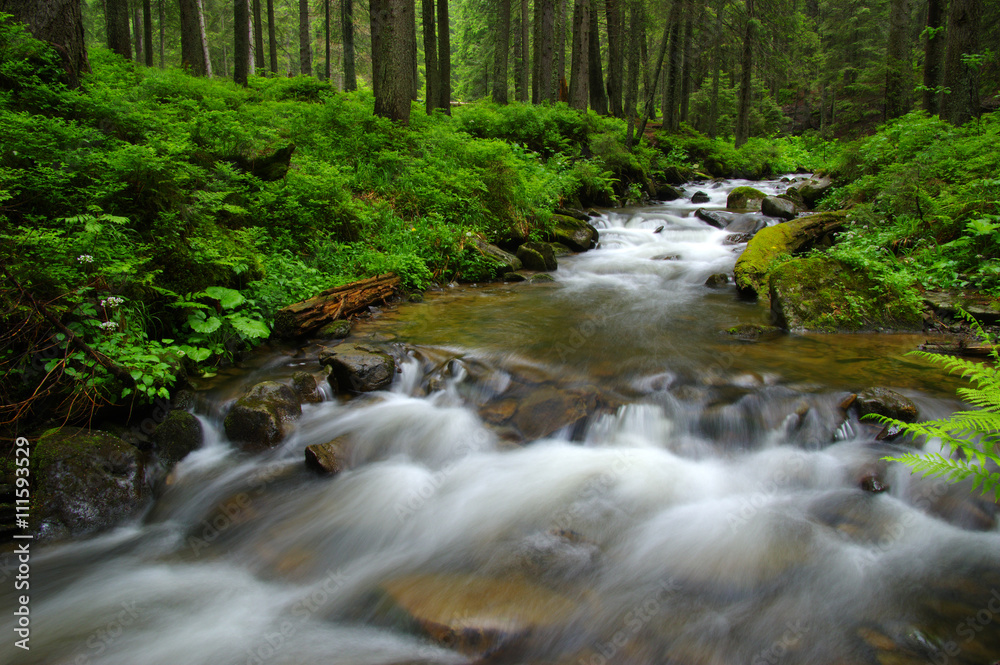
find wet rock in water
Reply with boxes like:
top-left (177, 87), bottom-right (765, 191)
top-left (651, 254), bottom-right (681, 261)
top-left (725, 323), bottom-right (783, 342)
top-left (724, 214), bottom-right (767, 235)
top-left (854, 387), bottom-right (919, 423)
top-left (548, 214), bottom-right (599, 252)
top-left (787, 174), bottom-right (834, 208)
top-left (378, 573), bottom-right (577, 658)
top-left (292, 371), bottom-right (324, 403)
top-left (150, 409), bottom-right (203, 466)
top-left (32, 427), bottom-right (148, 542)
top-left (691, 191), bottom-right (710, 204)
top-left (528, 273), bottom-right (557, 284)
top-left (554, 207), bottom-right (590, 221)
top-left (479, 399), bottom-right (519, 425)
top-left (320, 343), bottom-right (396, 393)
top-left (768, 257), bottom-right (922, 332)
top-left (224, 381), bottom-right (303, 451)
top-left (724, 232), bottom-right (754, 245)
top-left (516, 242), bottom-right (558, 272)
top-left (726, 186), bottom-right (766, 211)
top-left (487, 529), bottom-right (601, 582)
top-left (875, 422), bottom-right (906, 442)
top-left (761, 196), bottom-right (797, 220)
top-left (503, 272), bottom-right (528, 282)
top-left (695, 208), bottom-right (733, 229)
top-left (654, 183), bottom-right (683, 201)
top-left (733, 210), bottom-right (847, 300)
top-left (317, 319), bottom-right (351, 339)
top-left (471, 237), bottom-right (523, 276)
top-left (511, 386), bottom-right (591, 440)
top-left (304, 437), bottom-right (349, 474)
top-left (705, 273), bottom-right (730, 288)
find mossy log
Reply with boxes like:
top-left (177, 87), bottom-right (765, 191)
top-left (272, 274), bottom-right (401, 339)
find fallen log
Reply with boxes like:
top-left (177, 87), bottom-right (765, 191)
top-left (272, 274), bottom-right (401, 339)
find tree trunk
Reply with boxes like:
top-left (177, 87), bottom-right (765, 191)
top-left (179, 0), bottom-right (210, 75)
top-left (940, 0), bottom-right (982, 125)
top-left (662, 0), bottom-right (682, 130)
top-left (342, 0), bottom-right (356, 89)
top-left (538, 0), bottom-right (555, 102)
top-left (159, 0), bottom-right (165, 67)
top-left (0, 0), bottom-right (89, 87)
top-left (266, 0), bottom-right (277, 73)
top-left (624, 0), bottom-right (640, 148)
top-left (300, 0), bottom-right (312, 75)
top-left (410, 7), bottom-right (418, 99)
top-left (678, 10), bottom-right (694, 124)
top-left (884, 0), bottom-right (911, 119)
top-left (587, 0), bottom-right (608, 114)
top-left (234, 0), bottom-right (250, 85)
top-left (921, 0), bottom-right (946, 113)
top-left (734, 0), bottom-right (755, 148)
top-left (253, 0), bottom-right (264, 73)
top-left (273, 275), bottom-right (402, 339)
top-left (422, 0), bottom-right (438, 113)
top-left (708, 0), bottom-right (722, 137)
top-left (492, 0), bottom-right (511, 103)
top-left (132, 1), bottom-right (143, 62)
top-left (513, 0), bottom-right (525, 101)
top-left (554, 0), bottom-right (567, 99)
top-left (143, 0), bottom-right (153, 66)
top-left (567, 0), bottom-right (589, 109)
top-left (197, 0), bottom-right (211, 75)
top-left (106, 0), bottom-right (132, 59)
top-left (532, 0), bottom-right (541, 102)
top-left (372, 0), bottom-right (414, 123)
top-left (436, 0), bottom-right (451, 112)
top-left (606, 0), bottom-right (624, 117)
top-left (635, 4), bottom-right (671, 141)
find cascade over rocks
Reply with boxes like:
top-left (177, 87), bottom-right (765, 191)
top-left (224, 381), bottom-right (302, 451)
top-left (33, 427), bottom-right (148, 542)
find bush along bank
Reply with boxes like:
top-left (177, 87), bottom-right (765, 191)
top-left (733, 111), bottom-right (1000, 334)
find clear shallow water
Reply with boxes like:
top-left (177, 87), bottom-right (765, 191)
top-left (4, 179), bottom-right (1000, 665)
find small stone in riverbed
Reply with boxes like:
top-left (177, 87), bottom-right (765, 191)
top-left (854, 387), bottom-right (918, 423)
top-left (304, 437), bottom-right (348, 474)
top-left (705, 273), bottom-right (730, 288)
top-left (691, 191), bottom-right (710, 204)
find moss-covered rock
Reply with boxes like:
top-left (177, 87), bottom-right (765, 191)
top-left (224, 381), bottom-right (302, 451)
top-left (548, 215), bottom-right (598, 252)
top-left (150, 410), bottom-right (203, 467)
top-left (768, 257), bottom-right (923, 332)
top-left (788, 175), bottom-right (834, 208)
top-left (318, 319), bottom-right (352, 339)
top-left (516, 242), bottom-right (558, 271)
top-left (726, 186), bottom-right (766, 211)
top-left (32, 427), bottom-right (148, 542)
top-left (471, 237), bottom-right (523, 276)
top-left (734, 210), bottom-right (847, 300)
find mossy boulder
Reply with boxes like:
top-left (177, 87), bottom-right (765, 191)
top-left (768, 257), bottom-right (923, 332)
top-left (516, 242), bottom-right (558, 271)
top-left (150, 410), bottom-right (204, 467)
top-left (726, 186), bottom-right (766, 211)
top-left (224, 381), bottom-right (302, 451)
top-left (734, 210), bottom-right (847, 300)
top-left (653, 183), bottom-right (683, 201)
top-left (471, 237), bottom-right (523, 276)
top-left (317, 319), bottom-right (352, 339)
top-left (292, 371), bottom-right (325, 403)
top-left (548, 214), bottom-right (599, 252)
top-left (32, 427), bottom-right (148, 542)
top-left (320, 343), bottom-right (396, 393)
top-left (788, 175), bottom-right (834, 208)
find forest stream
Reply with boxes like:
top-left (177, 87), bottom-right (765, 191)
top-left (4, 177), bottom-right (1000, 665)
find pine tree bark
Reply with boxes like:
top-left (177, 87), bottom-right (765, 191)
top-left (179, 0), bottom-right (211, 76)
top-left (492, 0), bottom-right (511, 103)
top-left (606, 0), bottom-right (624, 117)
top-left (267, 0), bottom-right (278, 73)
top-left (554, 0), bottom-right (567, 99)
top-left (532, 0), bottom-right (541, 102)
top-left (662, 1), bottom-right (682, 130)
top-left (300, 0), bottom-right (312, 75)
top-left (678, 10), bottom-right (694, 124)
top-left (734, 0), bottom-right (755, 148)
top-left (105, 0), bottom-right (132, 59)
top-left (372, 0), bottom-right (414, 123)
top-left (253, 0), bottom-right (264, 74)
top-left (921, 0), bottom-right (946, 113)
top-left (884, 0), bottom-right (911, 119)
top-left (132, 2), bottom-right (142, 62)
top-left (635, 4), bottom-right (671, 141)
top-left (707, 0), bottom-right (722, 137)
top-left (518, 0), bottom-right (529, 100)
top-left (624, 0), bottom-right (641, 148)
top-left (587, 0), bottom-right (608, 114)
top-left (234, 0), bottom-right (250, 85)
top-left (0, 0), bottom-right (89, 87)
top-left (159, 0), bottom-right (166, 67)
top-left (342, 0), bottom-right (356, 89)
top-left (197, 0), bottom-right (212, 75)
top-left (422, 0), bottom-right (438, 113)
top-left (567, 0), bottom-right (589, 109)
top-left (436, 0), bottom-right (451, 112)
top-left (538, 0), bottom-right (555, 102)
top-left (940, 0), bottom-right (982, 125)
top-left (143, 0), bottom-right (153, 66)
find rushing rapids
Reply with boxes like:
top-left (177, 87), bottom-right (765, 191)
top-left (4, 178), bottom-right (1000, 665)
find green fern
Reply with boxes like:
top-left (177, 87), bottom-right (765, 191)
top-left (875, 311), bottom-right (1000, 501)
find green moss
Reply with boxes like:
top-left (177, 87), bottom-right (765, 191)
top-left (769, 257), bottom-right (923, 332)
top-left (726, 186), bottom-right (767, 210)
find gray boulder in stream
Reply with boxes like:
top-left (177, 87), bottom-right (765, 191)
top-left (470, 237), bottom-right (522, 276)
top-left (320, 343), bottom-right (396, 393)
top-left (150, 410), bottom-right (203, 466)
top-left (548, 215), bottom-right (599, 252)
top-left (33, 427), bottom-right (148, 542)
top-left (224, 381), bottom-right (302, 451)
top-left (516, 242), bottom-right (558, 271)
top-left (852, 387), bottom-right (919, 423)
top-left (761, 196), bottom-right (797, 220)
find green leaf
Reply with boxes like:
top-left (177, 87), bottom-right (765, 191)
top-left (188, 313), bottom-right (222, 334)
top-left (179, 345), bottom-right (212, 362)
top-left (229, 314), bottom-right (270, 339)
top-left (205, 286), bottom-right (245, 311)
top-left (121, 387), bottom-right (133, 398)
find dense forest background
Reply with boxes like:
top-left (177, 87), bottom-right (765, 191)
top-left (2, 0), bottom-right (1000, 437)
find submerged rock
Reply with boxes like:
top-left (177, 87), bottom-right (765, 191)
top-left (726, 186), bottom-right (766, 211)
top-left (224, 381), bottom-right (302, 451)
top-left (321, 343), bottom-right (396, 393)
top-left (691, 191), bottom-right (710, 204)
top-left (695, 208), bottom-right (733, 229)
top-left (150, 409), bottom-right (203, 466)
top-left (769, 257), bottom-right (923, 332)
top-left (304, 437), bottom-right (349, 474)
top-left (725, 323), bottom-right (783, 342)
top-left (510, 386), bottom-right (592, 440)
top-left (33, 427), bottom-right (148, 542)
top-left (705, 273), bottom-right (731, 288)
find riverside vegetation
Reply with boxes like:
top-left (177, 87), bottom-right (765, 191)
top-left (2, 17), bottom-right (1000, 499)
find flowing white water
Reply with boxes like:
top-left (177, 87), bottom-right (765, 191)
top-left (4, 178), bottom-right (999, 665)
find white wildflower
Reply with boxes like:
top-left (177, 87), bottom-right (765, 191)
top-left (99, 321), bottom-right (119, 331)
top-left (77, 254), bottom-right (94, 263)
